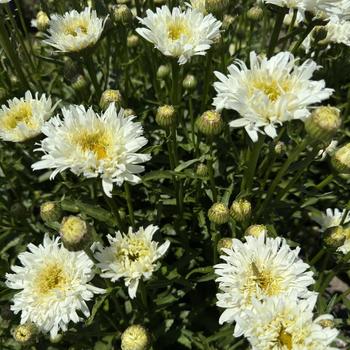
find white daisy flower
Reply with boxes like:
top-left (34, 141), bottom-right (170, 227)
top-left (0, 91), bottom-right (56, 142)
top-left (214, 234), bottom-right (315, 335)
top-left (5, 234), bottom-right (104, 337)
top-left (311, 208), bottom-right (350, 230)
top-left (323, 16), bottom-right (350, 46)
top-left (213, 51), bottom-right (333, 142)
top-left (32, 104), bottom-right (151, 198)
top-left (238, 294), bottom-right (339, 350)
top-left (44, 7), bottom-right (107, 53)
top-left (136, 5), bottom-right (221, 65)
top-left (94, 225), bottom-right (170, 299)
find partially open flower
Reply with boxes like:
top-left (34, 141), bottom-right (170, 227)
top-left (60, 216), bottom-right (91, 251)
top-left (245, 224), bottom-right (267, 238)
top-left (13, 323), bottom-right (37, 345)
top-left (40, 201), bottom-right (62, 223)
top-left (99, 89), bottom-right (123, 110)
top-left (121, 325), bottom-right (150, 350)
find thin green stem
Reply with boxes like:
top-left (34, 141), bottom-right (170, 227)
top-left (267, 10), bottom-right (287, 57)
top-left (124, 182), bottom-right (135, 229)
top-left (84, 54), bottom-right (102, 96)
top-left (291, 23), bottom-right (314, 54)
top-left (315, 174), bottom-right (334, 190)
top-left (200, 50), bottom-right (213, 112)
top-left (103, 192), bottom-right (126, 232)
top-left (208, 138), bottom-right (218, 202)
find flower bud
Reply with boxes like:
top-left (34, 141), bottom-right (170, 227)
top-left (208, 203), bottom-right (230, 225)
top-left (247, 6), bottom-right (263, 21)
top-left (230, 199), bottom-right (252, 222)
top-left (324, 226), bottom-right (345, 249)
top-left (40, 201), bottom-right (62, 223)
top-left (182, 74), bottom-right (197, 91)
top-left (121, 325), bottom-right (150, 350)
top-left (72, 75), bottom-right (88, 91)
top-left (50, 333), bottom-right (63, 344)
top-left (60, 216), bottom-right (91, 251)
top-left (124, 108), bottom-right (135, 118)
top-left (222, 15), bottom-right (234, 30)
top-left (156, 65), bottom-right (171, 79)
top-left (127, 34), bottom-right (140, 48)
top-left (196, 110), bottom-right (224, 136)
top-left (331, 143), bottom-right (350, 174)
top-left (100, 89), bottom-right (123, 110)
top-left (245, 224), bottom-right (267, 238)
top-left (217, 237), bottom-right (233, 253)
top-left (205, 0), bottom-right (229, 15)
top-left (317, 319), bottom-right (335, 328)
top-left (196, 163), bottom-right (209, 177)
top-left (305, 106), bottom-right (341, 142)
top-left (13, 323), bottom-right (37, 345)
top-left (312, 26), bottom-right (328, 43)
top-left (36, 11), bottom-right (50, 32)
top-left (155, 105), bottom-right (176, 128)
top-left (113, 5), bottom-right (133, 25)
top-left (274, 141), bottom-right (286, 155)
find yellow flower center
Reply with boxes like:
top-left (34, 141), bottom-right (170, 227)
top-left (168, 21), bottom-right (189, 40)
top-left (74, 130), bottom-right (109, 160)
top-left (278, 328), bottom-right (292, 350)
top-left (63, 19), bottom-right (88, 37)
top-left (1, 102), bottom-right (33, 130)
top-left (253, 80), bottom-right (282, 102)
top-left (117, 238), bottom-right (150, 262)
top-left (36, 263), bottom-right (68, 295)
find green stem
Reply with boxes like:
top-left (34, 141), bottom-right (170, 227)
top-left (200, 50), bottom-right (213, 112)
top-left (103, 192), bottom-right (126, 232)
top-left (291, 23), bottom-right (314, 54)
top-left (208, 138), bottom-right (218, 202)
top-left (124, 182), bottom-right (135, 229)
top-left (84, 54), bottom-right (102, 96)
top-left (315, 174), bottom-right (334, 190)
top-left (267, 10), bottom-right (286, 57)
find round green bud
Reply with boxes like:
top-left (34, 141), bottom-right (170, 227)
top-left (247, 6), bottom-right (264, 21)
top-left (127, 34), bottom-right (140, 48)
top-left (217, 237), bottom-right (233, 253)
top-left (230, 199), bottom-right (252, 222)
top-left (205, 0), bottom-right (229, 15)
top-left (274, 141), bottom-right (286, 155)
top-left (40, 201), bottom-right (62, 223)
top-left (222, 15), bottom-right (235, 30)
top-left (121, 325), bottom-right (150, 350)
top-left (182, 74), bottom-right (197, 91)
top-left (60, 216), bottom-right (91, 251)
top-left (331, 143), bottom-right (350, 174)
top-left (71, 75), bottom-right (88, 91)
top-left (124, 108), bottom-right (135, 118)
top-left (208, 203), bottom-right (230, 225)
top-left (324, 226), bottom-right (346, 249)
top-left (312, 26), bottom-right (328, 43)
top-left (196, 163), bottom-right (209, 177)
top-left (100, 89), bottom-right (123, 110)
top-left (50, 333), bottom-right (63, 344)
top-left (156, 65), bottom-right (171, 79)
top-left (36, 11), bottom-right (50, 32)
top-left (13, 323), bottom-right (37, 345)
top-left (305, 106), bottom-right (341, 142)
top-left (155, 105), bottom-right (176, 128)
top-left (113, 5), bottom-right (133, 25)
top-left (196, 110), bottom-right (224, 136)
top-left (245, 224), bottom-right (267, 238)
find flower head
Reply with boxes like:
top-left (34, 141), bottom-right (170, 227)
top-left (238, 294), bottom-right (339, 350)
top-left (213, 51), bottom-right (333, 142)
top-left (0, 91), bottom-right (55, 142)
top-left (311, 208), bottom-right (350, 230)
top-left (95, 225), bottom-right (170, 299)
top-left (136, 6), bottom-right (221, 65)
top-left (121, 325), bottom-right (150, 350)
top-left (5, 234), bottom-right (104, 336)
top-left (32, 104), bottom-right (151, 197)
top-left (45, 7), bottom-right (107, 53)
top-left (214, 234), bottom-right (315, 334)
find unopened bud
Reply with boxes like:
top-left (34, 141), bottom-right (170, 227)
top-left (127, 34), bottom-right (140, 48)
top-left (156, 105), bottom-right (176, 128)
top-left (245, 224), bottom-right (267, 238)
top-left (113, 5), bottom-right (133, 25)
top-left (217, 237), bottom-right (233, 253)
top-left (36, 11), bottom-right (50, 32)
top-left (312, 26), bottom-right (328, 43)
top-left (331, 143), bottom-right (350, 174)
top-left (50, 333), bottom-right (63, 344)
top-left (324, 226), bottom-right (345, 249)
top-left (196, 163), bottom-right (209, 177)
top-left (222, 15), bottom-right (235, 30)
top-left (208, 203), bottom-right (230, 225)
top-left (72, 75), bottom-right (88, 91)
top-left (230, 199), bottom-right (252, 222)
top-left (305, 106), bottom-right (341, 142)
top-left (156, 65), bottom-right (171, 79)
top-left (182, 74), bottom-right (197, 91)
top-left (40, 201), bottom-right (62, 223)
top-left (60, 216), bottom-right (91, 251)
top-left (121, 325), bottom-right (150, 350)
top-left (317, 319), bottom-right (335, 328)
top-left (247, 6), bottom-right (263, 21)
top-left (124, 108), bottom-right (135, 118)
top-left (274, 141), bottom-right (286, 155)
top-left (196, 110), bottom-right (224, 136)
top-left (100, 89), bottom-right (123, 110)
top-left (13, 323), bottom-right (37, 345)
top-left (205, 0), bottom-right (229, 15)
